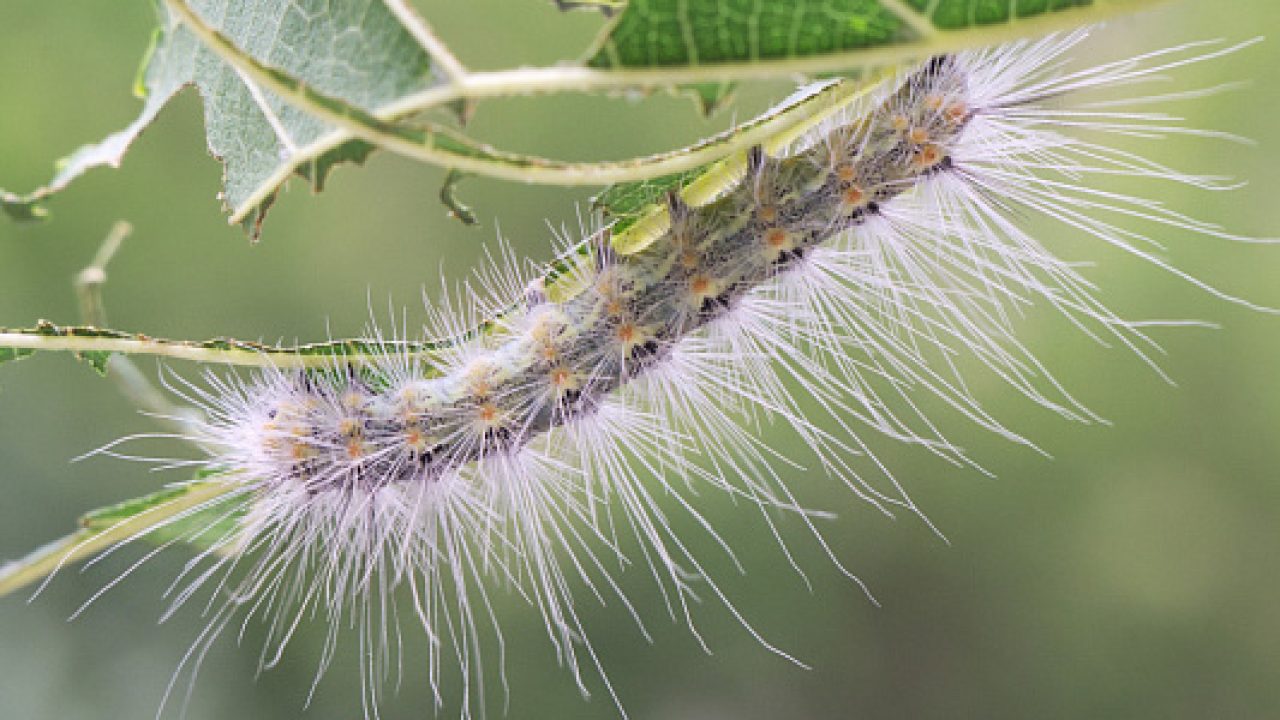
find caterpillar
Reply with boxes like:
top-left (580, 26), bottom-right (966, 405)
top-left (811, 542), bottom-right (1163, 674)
top-left (18, 28), bottom-right (1269, 718)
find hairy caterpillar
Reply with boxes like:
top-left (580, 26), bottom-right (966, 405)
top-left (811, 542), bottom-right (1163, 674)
top-left (11, 28), bottom-right (1269, 718)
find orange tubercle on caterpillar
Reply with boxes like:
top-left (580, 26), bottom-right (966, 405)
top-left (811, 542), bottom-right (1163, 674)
top-left (840, 186), bottom-right (867, 210)
top-left (345, 439), bottom-right (367, 461)
top-left (402, 424), bottom-right (433, 454)
top-left (914, 144), bottom-right (946, 170)
top-left (688, 274), bottom-right (714, 296)
top-left (614, 321), bottom-right (639, 345)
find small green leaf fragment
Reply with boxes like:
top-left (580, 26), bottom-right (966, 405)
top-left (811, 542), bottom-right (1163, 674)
top-left (0, 190), bottom-right (49, 222)
top-left (132, 26), bottom-right (163, 99)
top-left (682, 81), bottom-right (737, 116)
top-left (77, 350), bottom-right (113, 376)
top-left (440, 169), bottom-right (479, 226)
top-left (0, 347), bottom-right (36, 365)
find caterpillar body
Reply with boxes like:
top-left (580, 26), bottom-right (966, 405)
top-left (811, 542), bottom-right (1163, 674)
top-left (42, 29), bottom-right (1269, 718)
top-left (237, 57), bottom-right (968, 495)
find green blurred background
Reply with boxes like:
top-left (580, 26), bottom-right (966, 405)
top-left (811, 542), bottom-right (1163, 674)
top-left (2, 1), bottom-right (1279, 718)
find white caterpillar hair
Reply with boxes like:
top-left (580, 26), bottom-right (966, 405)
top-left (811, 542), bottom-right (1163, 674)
top-left (71, 28), bottom-right (1268, 718)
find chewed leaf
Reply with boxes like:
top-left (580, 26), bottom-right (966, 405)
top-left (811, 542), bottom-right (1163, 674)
top-left (1, 1), bottom-right (1168, 240)
top-left (586, 0), bottom-right (1162, 71)
top-left (0, 320), bottom-right (445, 372)
top-left (2, 0), bottom-right (435, 239)
top-left (0, 478), bottom-right (244, 598)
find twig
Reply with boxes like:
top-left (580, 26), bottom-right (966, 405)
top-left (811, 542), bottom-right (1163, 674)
top-left (74, 222), bottom-right (204, 433)
top-left (383, 0), bottom-right (467, 83)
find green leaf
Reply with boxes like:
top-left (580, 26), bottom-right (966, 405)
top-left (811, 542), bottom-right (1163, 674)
top-left (588, 0), bottom-right (906, 68)
top-left (3, 0), bottom-right (436, 240)
top-left (0, 478), bottom-right (245, 598)
top-left (586, 0), bottom-right (1163, 70)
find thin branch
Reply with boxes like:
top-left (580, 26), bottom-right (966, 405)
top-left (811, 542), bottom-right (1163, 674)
top-left (75, 223), bottom-right (204, 432)
top-left (227, 69), bottom-right (866, 223)
top-left (383, 0), bottom-right (467, 83)
top-left (876, 0), bottom-right (942, 40)
top-left (398, 0), bottom-right (1165, 103)
top-left (0, 330), bottom-right (445, 369)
